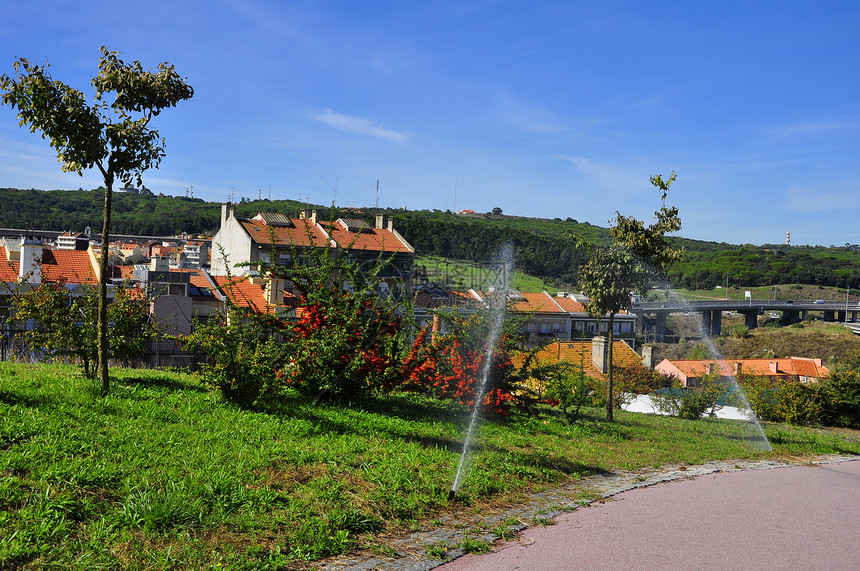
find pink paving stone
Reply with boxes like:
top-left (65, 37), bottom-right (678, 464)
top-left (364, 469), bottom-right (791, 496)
top-left (439, 460), bottom-right (860, 571)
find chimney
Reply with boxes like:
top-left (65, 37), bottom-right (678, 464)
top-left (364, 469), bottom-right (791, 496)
top-left (706, 362), bottom-right (715, 375)
top-left (734, 362), bottom-right (742, 376)
top-left (266, 278), bottom-right (285, 305)
top-left (641, 345), bottom-right (654, 369)
top-left (375, 214), bottom-right (384, 229)
top-left (592, 335), bottom-right (609, 374)
top-left (388, 218), bottom-right (394, 232)
top-left (769, 361), bottom-right (779, 373)
top-left (221, 202), bottom-right (234, 225)
top-left (19, 236), bottom-right (42, 284)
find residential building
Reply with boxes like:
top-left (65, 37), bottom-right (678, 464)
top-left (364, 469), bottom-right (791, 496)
top-left (655, 357), bottom-right (831, 388)
top-left (55, 229), bottom-right (92, 250)
top-left (210, 205), bottom-right (414, 294)
top-left (506, 291), bottom-right (637, 344)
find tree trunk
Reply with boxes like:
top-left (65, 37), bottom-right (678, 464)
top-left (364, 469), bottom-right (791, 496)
top-left (606, 312), bottom-right (616, 422)
top-left (98, 181), bottom-right (113, 393)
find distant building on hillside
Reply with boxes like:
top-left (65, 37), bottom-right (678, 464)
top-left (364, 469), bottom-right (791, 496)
top-left (655, 358), bottom-right (831, 387)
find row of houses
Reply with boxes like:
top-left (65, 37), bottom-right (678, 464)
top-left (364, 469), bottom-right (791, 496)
top-left (2, 206), bottom-right (633, 344)
top-left (0, 206), bottom-right (833, 388)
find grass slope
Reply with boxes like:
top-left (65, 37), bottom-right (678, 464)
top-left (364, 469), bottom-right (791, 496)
top-left (1, 363), bottom-right (858, 569)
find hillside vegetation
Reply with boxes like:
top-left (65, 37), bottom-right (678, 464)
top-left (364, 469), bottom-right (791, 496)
top-left (653, 319), bottom-right (860, 365)
top-left (4, 187), bottom-right (860, 290)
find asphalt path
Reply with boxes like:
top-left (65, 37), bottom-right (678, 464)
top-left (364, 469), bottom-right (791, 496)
top-left (439, 459), bottom-right (860, 570)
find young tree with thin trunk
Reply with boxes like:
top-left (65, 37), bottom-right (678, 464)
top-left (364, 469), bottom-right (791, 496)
top-left (578, 172), bottom-right (682, 421)
top-left (1, 47), bottom-right (193, 393)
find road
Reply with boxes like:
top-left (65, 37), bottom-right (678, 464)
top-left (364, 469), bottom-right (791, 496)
top-left (439, 459), bottom-right (860, 570)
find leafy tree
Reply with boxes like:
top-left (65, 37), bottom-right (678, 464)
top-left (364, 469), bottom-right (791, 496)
top-left (12, 279), bottom-right (153, 378)
top-left (1, 47), bottom-right (193, 392)
top-left (578, 172), bottom-right (682, 421)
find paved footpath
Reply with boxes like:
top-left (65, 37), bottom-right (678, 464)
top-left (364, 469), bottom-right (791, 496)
top-left (319, 456), bottom-right (859, 571)
top-left (439, 458), bottom-right (860, 571)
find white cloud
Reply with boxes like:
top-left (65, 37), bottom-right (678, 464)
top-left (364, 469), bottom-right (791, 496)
top-left (312, 109), bottom-right (409, 143)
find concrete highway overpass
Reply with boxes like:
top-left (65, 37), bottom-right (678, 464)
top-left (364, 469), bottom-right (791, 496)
top-left (630, 299), bottom-right (860, 341)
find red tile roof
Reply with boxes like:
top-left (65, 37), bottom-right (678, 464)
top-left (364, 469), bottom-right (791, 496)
top-left (655, 358), bottom-right (830, 384)
top-left (40, 249), bottom-right (98, 284)
top-left (241, 217), bottom-right (331, 248)
top-left (516, 340), bottom-right (642, 383)
top-left (0, 247), bottom-right (18, 282)
top-left (512, 292), bottom-right (565, 313)
top-left (0, 247), bottom-right (98, 285)
top-left (327, 220), bottom-right (412, 253)
top-left (240, 214), bottom-right (412, 253)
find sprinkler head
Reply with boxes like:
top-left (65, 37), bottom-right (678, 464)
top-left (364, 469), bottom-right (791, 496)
top-left (447, 489), bottom-right (456, 501)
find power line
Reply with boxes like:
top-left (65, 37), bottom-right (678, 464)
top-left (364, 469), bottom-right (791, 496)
top-left (256, 112), bottom-right (348, 205)
top-left (505, 113), bottom-right (602, 211)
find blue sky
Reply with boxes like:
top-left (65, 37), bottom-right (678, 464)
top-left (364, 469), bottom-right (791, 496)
top-left (1, 1), bottom-right (859, 247)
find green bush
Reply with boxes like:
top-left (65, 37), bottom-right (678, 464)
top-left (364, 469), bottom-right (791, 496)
top-left (650, 375), bottom-right (732, 420)
top-left (542, 363), bottom-right (593, 423)
top-left (738, 375), bottom-right (782, 421)
top-left (819, 371), bottom-right (860, 428)
top-left (773, 382), bottom-right (821, 425)
top-left (724, 324), bottom-right (749, 339)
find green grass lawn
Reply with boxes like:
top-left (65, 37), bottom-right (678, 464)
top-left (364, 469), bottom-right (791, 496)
top-left (1, 362), bottom-right (858, 569)
top-left (415, 255), bottom-right (557, 293)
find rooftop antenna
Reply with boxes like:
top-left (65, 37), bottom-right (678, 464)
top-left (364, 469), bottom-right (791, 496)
top-left (258, 188), bottom-right (262, 201)
top-left (230, 187), bottom-right (235, 203)
top-left (375, 179), bottom-right (380, 209)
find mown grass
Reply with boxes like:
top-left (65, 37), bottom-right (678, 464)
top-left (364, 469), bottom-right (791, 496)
top-left (1, 362), bottom-right (858, 569)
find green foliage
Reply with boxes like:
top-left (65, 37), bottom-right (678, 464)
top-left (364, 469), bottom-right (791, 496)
top-left (181, 306), bottom-right (286, 407)
top-left (773, 382), bottom-right (821, 425)
top-left (818, 371), bottom-right (860, 428)
top-left (738, 375), bottom-right (783, 421)
top-left (740, 372), bottom-right (860, 428)
top-left (11, 279), bottom-right (152, 378)
top-left (687, 343), bottom-right (710, 359)
top-left (2, 362), bottom-right (859, 567)
top-left (2, 46), bottom-right (193, 393)
top-left (650, 375), bottom-right (733, 420)
top-left (577, 172), bottom-right (683, 421)
top-left (541, 363), bottom-right (594, 423)
top-left (184, 240), bottom-right (412, 407)
top-left (724, 324), bottom-right (750, 339)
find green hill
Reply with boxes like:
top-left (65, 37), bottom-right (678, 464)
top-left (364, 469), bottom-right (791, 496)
top-left (3, 187), bottom-right (860, 290)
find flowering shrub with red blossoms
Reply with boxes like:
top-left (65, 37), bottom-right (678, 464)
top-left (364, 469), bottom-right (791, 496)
top-left (396, 309), bottom-right (545, 417)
